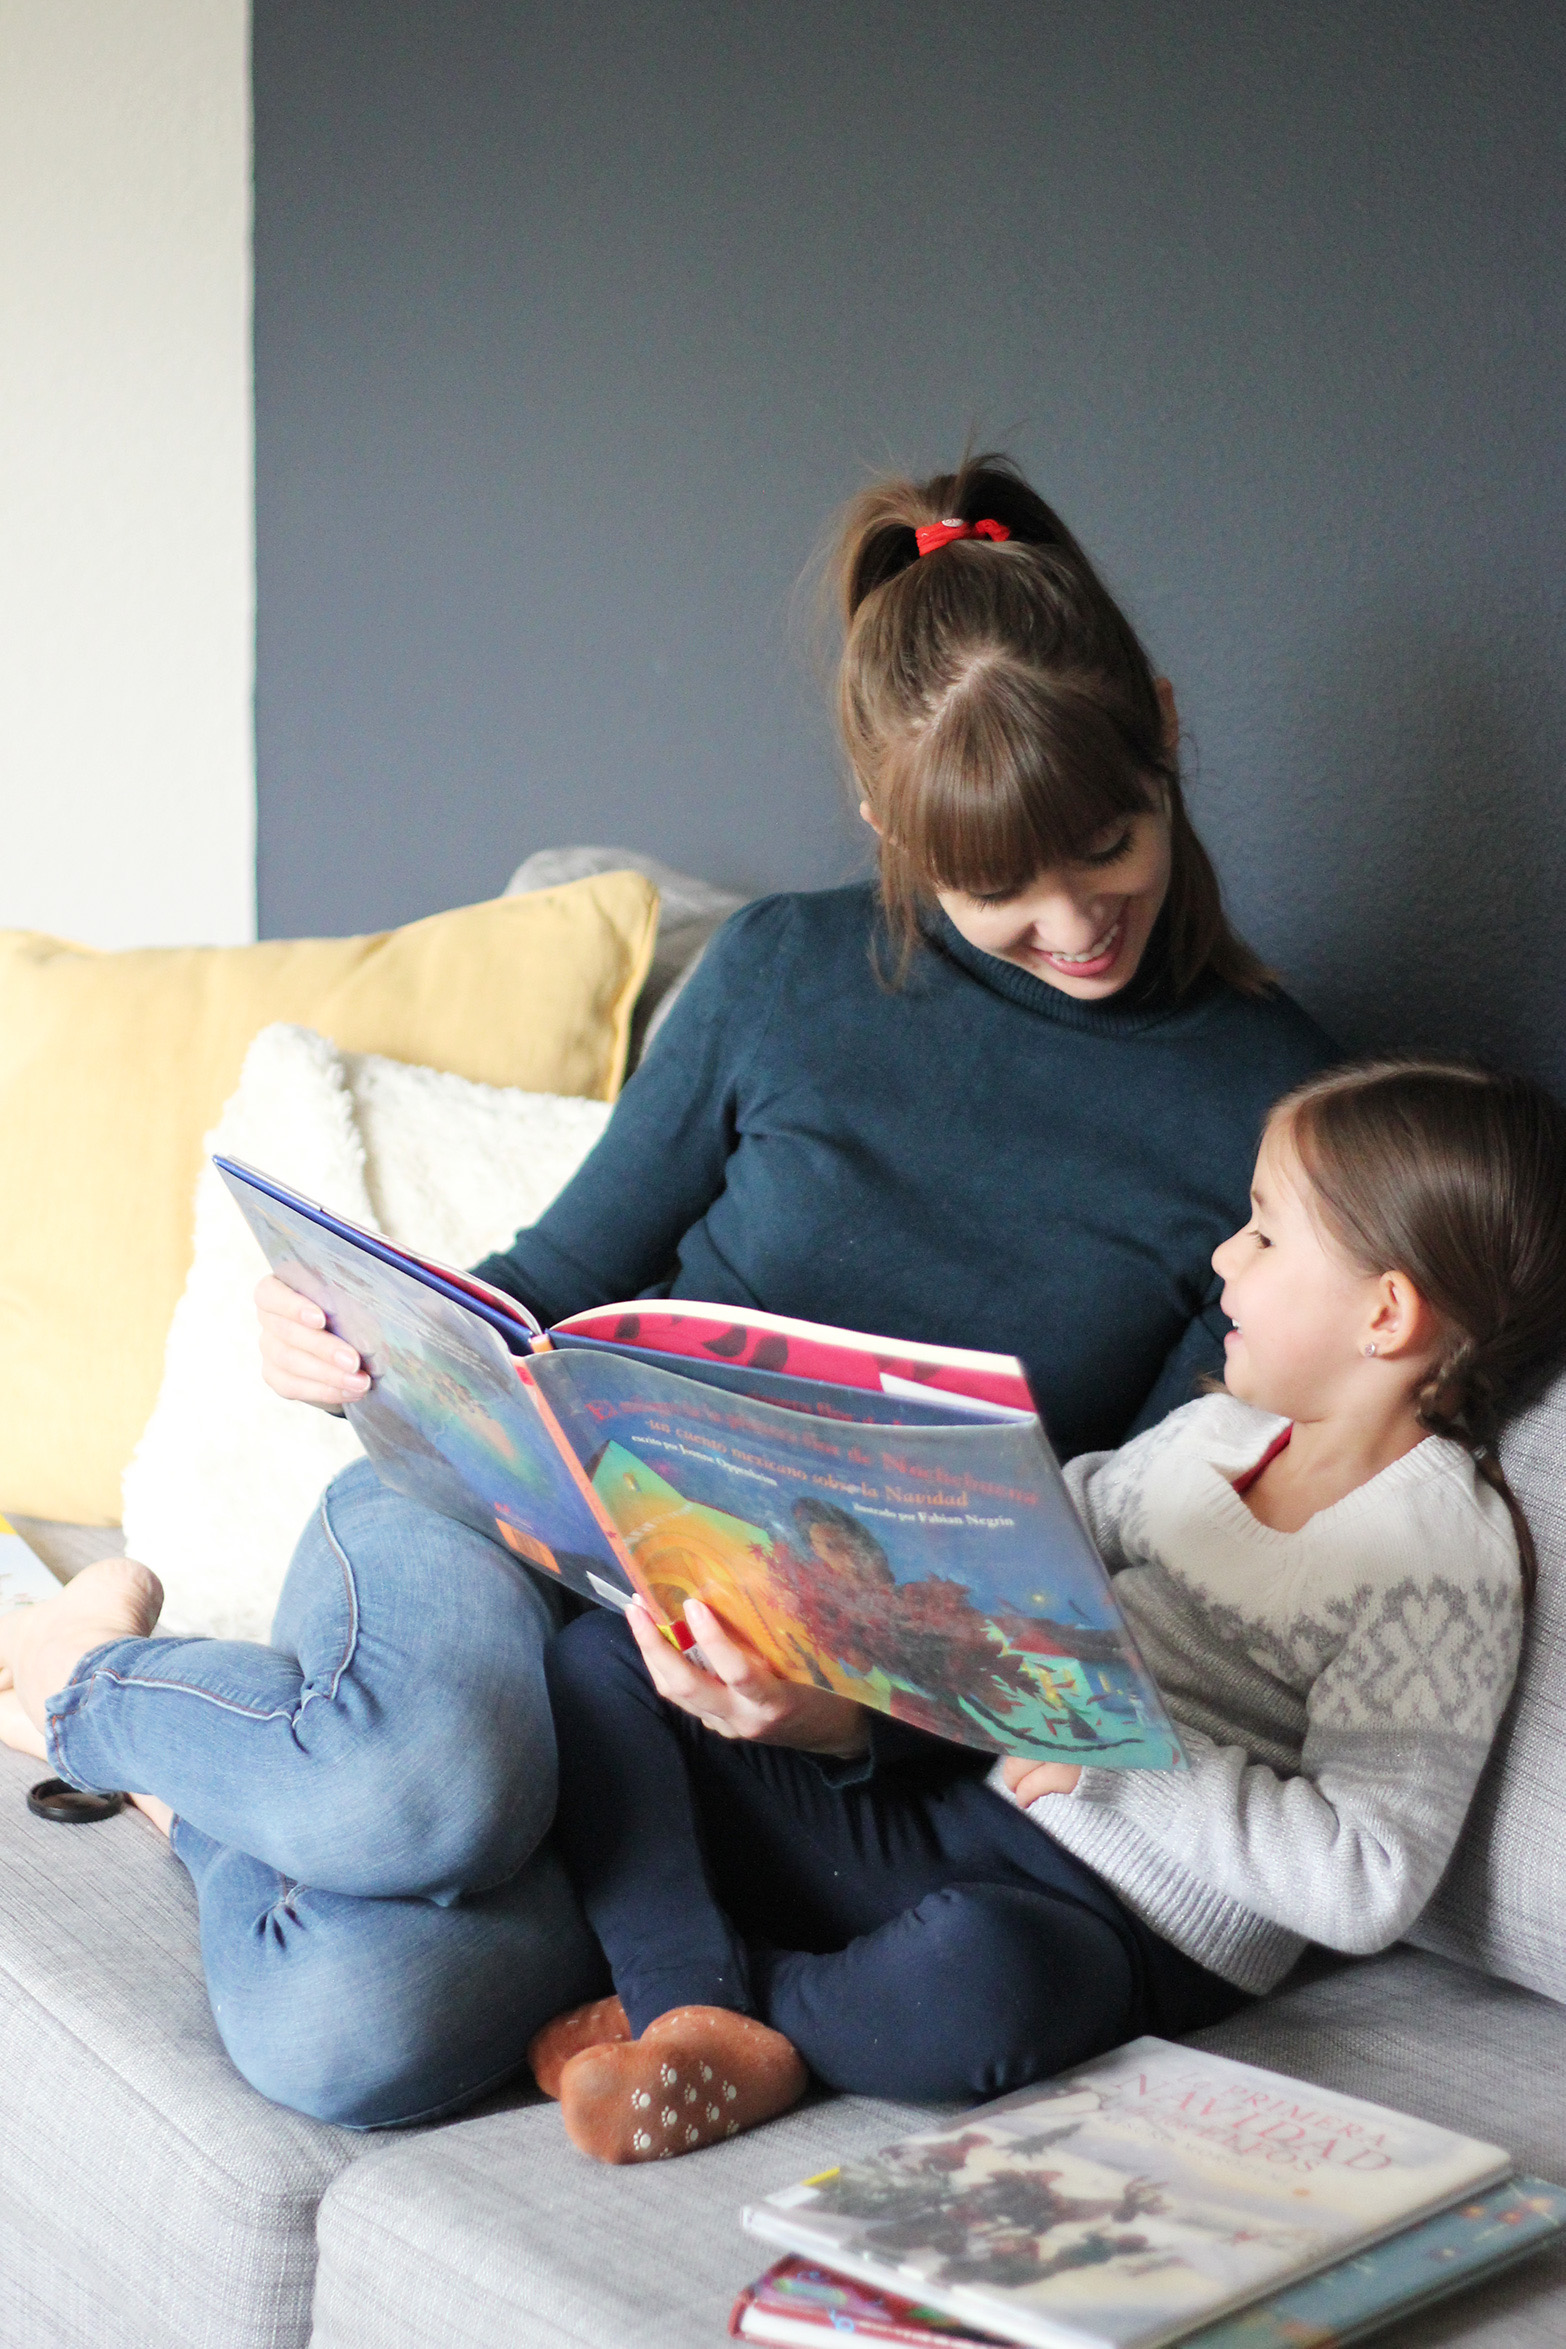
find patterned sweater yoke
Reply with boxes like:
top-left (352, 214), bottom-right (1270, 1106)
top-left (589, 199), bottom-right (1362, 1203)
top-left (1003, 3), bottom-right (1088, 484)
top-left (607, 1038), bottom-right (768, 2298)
top-left (1008, 1394), bottom-right (1525, 1995)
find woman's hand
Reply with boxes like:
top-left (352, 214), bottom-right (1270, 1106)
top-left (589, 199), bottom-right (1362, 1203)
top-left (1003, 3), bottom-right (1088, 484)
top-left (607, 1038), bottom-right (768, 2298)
top-left (1001, 1755), bottom-right (1083, 1805)
top-left (255, 1274), bottom-right (371, 1410)
top-left (627, 1597), bottom-right (870, 1758)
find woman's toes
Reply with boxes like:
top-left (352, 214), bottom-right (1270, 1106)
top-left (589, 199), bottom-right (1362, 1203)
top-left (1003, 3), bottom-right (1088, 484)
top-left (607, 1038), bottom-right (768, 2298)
top-left (558, 2006), bottom-right (807, 2164)
top-left (528, 1994), bottom-right (632, 2099)
top-left (7, 1557), bottom-right (165, 1731)
top-left (60, 1558), bottom-right (165, 1638)
top-left (0, 1689), bottom-right (48, 1760)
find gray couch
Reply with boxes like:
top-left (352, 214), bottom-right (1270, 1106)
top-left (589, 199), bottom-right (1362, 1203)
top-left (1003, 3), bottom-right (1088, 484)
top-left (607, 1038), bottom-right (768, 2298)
top-left (5, 862), bottom-right (1565, 2345)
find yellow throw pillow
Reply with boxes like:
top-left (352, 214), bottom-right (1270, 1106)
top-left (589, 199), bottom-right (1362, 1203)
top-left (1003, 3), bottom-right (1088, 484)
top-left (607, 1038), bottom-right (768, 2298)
top-left (0, 873), bottom-right (658, 1523)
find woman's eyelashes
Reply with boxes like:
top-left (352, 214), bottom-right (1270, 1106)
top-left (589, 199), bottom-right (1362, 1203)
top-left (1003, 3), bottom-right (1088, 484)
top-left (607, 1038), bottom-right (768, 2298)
top-left (970, 830), bottom-right (1135, 905)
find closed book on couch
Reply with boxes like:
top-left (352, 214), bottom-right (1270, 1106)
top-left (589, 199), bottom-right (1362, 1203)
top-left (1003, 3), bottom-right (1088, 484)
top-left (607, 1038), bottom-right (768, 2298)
top-left (732, 2177), bottom-right (1566, 2349)
top-left (741, 2038), bottom-right (1511, 2349)
top-left (0, 1514), bottom-right (62, 1611)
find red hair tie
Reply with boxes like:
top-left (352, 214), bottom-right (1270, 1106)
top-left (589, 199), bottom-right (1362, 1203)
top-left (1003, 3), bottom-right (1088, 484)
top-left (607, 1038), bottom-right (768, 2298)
top-left (914, 516), bottom-right (1011, 557)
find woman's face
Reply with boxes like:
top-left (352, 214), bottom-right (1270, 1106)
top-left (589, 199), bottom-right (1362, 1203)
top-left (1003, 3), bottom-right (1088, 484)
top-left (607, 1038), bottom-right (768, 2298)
top-left (934, 804), bottom-right (1173, 1001)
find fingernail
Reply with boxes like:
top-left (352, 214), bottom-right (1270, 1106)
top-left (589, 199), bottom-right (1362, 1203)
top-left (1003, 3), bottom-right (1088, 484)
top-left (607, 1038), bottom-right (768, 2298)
top-left (334, 1350), bottom-right (358, 1371)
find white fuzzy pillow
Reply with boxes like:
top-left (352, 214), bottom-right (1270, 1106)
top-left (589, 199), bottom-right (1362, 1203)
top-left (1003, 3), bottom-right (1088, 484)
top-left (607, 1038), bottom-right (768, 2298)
top-left (121, 1023), bottom-right (612, 1641)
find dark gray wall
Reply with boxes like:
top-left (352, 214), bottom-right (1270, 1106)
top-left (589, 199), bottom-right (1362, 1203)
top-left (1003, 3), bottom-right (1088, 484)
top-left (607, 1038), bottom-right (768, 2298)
top-left (255, 1), bottom-right (1566, 1084)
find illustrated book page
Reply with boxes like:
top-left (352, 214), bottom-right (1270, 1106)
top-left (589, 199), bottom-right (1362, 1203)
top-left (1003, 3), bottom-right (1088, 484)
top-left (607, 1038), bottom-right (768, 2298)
top-left (529, 1342), bottom-right (1179, 1763)
top-left (220, 1158), bottom-right (1181, 1761)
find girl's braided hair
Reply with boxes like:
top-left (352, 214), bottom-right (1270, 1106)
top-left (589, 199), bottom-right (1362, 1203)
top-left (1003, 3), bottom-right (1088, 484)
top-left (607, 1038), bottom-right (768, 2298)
top-left (1276, 1058), bottom-right (1566, 1603)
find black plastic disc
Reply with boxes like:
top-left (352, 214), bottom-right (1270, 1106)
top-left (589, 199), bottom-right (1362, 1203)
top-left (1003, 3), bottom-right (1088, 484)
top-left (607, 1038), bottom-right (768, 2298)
top-left (27, 1778), bottom-right (126, 1824)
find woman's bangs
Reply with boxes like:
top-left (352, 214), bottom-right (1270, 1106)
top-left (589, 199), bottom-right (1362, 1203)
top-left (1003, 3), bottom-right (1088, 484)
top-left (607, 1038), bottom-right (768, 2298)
top-left (892, 695), bottom-right (1155, 900)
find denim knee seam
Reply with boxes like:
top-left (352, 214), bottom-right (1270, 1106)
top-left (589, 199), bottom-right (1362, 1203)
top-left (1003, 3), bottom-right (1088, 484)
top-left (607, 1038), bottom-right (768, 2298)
top-left (310, 1481), bottom-right (363, 1707)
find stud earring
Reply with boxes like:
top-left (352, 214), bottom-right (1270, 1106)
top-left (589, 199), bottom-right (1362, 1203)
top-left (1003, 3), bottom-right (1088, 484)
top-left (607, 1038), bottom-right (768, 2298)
top-left (1364, 1342), bottom-right (1377, 1357)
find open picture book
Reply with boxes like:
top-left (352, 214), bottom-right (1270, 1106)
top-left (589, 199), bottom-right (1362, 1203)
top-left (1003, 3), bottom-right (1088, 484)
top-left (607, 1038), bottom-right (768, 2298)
top-left (218, 1156), bottom-right (1181, 1766)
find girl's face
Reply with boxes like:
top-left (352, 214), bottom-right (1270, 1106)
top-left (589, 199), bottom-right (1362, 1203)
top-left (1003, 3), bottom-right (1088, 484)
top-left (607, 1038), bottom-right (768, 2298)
top-left (933, 805), bottom-right (1172, 1001)
top-left (1211, 1122), bottom-right (1393, 1422)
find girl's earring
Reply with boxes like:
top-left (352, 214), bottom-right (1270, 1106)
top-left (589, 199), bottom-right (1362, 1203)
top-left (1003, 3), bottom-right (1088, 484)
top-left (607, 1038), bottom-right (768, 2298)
top-left (1364, 1342), bottom-right (1377, 1357)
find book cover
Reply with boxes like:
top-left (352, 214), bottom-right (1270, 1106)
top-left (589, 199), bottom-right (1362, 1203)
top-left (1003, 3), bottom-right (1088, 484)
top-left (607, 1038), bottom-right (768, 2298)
top-left (733, 2179), bottom-right (1566, 2349)
top-left (731, 2256), bottom-right (1008, 2345)
top-left (219, 1171), bottom-right (637, 1603)
top-left (219, 1159), bottom-right (1180, 1764)
top-left (0, 1515), bottom-right (64, 1612)
top-left (742, 2038), bottom-right (1511, 2349)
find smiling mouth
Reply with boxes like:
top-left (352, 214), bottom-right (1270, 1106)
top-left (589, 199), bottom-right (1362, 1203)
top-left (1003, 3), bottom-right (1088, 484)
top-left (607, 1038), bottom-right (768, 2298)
top-left (1038, 915), bottom-right (1124, 970)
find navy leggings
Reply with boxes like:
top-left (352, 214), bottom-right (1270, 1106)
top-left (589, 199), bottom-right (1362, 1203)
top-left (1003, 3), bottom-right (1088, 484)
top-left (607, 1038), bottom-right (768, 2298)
top-left (545, 1611), bottom-right (1246, 2103)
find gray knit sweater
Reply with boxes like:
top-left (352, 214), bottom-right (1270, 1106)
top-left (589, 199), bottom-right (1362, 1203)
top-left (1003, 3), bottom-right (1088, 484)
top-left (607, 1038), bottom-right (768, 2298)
top-left (997, 1395), bottom-right (1524, 1995)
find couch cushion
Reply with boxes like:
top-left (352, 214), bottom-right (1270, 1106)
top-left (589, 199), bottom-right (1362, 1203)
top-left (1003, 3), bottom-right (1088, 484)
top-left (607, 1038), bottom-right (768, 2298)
top-left (310, 2084), bottom-right (936, 2349)
top-left (121, 1023), bottom-right (613, 1645)
top-left (310, 1946), bottom-right (1566, 2349)
top-left (505, 844), bottom-right (747, 1064)
top-left (1195, 1946), bottom-right (1566, 2345)
top-left (1412, 1367), bottom-right (1566, 2001)
top-left (0, 1744), bottom-right (363, 2349)
top-left (0, 872), bottom-right (656, 1524)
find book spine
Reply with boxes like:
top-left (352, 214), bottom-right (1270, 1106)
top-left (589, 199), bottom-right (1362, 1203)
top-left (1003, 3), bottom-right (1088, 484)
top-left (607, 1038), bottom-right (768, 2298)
top-left (515, 1358), bottom-right (688, 1641)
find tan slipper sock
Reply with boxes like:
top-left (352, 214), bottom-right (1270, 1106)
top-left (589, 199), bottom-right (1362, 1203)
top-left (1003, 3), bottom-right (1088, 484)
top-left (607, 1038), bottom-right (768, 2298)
top-left (528, 1994), bottom-right (633, 2099)
top-left (558, 2005), bottom-right (807, 2164)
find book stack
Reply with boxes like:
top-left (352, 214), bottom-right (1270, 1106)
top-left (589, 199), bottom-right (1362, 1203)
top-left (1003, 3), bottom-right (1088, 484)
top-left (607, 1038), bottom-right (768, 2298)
top-left (733, 2040), bottom-right (1566, 2349)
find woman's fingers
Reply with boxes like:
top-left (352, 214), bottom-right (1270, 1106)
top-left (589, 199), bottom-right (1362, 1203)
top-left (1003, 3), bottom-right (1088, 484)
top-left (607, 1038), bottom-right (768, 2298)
top-left (627, 1599), bottom-right (711, 1704)
top-left (255, 1274), bottom-right (367, 1404)
top-left (624, 1596), bottom-right (868, 1756)
top-left (628, 1601), bottom-right (780, 1732)
top-left (682, 1599), bottom-right (768, 1692)
top-left (256, 1273), bottom-right (326, 1330)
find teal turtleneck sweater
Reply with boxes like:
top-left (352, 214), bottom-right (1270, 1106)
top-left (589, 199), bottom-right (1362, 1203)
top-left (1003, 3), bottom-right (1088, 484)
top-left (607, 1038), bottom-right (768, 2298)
top-left (475, 885), bottom-right (1336, 1458)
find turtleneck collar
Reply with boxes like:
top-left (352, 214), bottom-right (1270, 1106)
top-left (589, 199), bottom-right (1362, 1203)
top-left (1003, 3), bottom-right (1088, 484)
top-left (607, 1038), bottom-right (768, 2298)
top-left (920, 901), bottom-right (1204, 1035)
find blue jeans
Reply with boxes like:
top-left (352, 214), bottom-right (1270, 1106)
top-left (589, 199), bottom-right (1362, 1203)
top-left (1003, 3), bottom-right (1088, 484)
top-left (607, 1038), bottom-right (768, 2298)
top-left (45, 1461), bottom-right (608, 2126)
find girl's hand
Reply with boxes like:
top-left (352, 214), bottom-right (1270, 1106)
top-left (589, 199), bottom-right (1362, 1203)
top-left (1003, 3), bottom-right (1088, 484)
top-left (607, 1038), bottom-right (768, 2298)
top-left (627, 1597), bottom-right (870, 1758)
top-left (1001, 1755), bottom-right (1083, 1805)
top-left (255, 1274), bottom-right (371, 1410)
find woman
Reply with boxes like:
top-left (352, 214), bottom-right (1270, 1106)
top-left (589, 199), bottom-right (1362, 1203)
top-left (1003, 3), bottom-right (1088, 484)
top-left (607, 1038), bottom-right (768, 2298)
top-left (0, 456), bottom-right (1335, 2125)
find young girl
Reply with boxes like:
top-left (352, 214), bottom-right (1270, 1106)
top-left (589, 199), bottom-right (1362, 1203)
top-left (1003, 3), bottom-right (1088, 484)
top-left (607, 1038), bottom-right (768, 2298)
top-left (534, 1058), bottom-right (1566, 2163)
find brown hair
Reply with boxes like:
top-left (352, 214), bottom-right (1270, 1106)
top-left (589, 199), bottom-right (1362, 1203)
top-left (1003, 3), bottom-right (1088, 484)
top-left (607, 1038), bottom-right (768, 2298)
top-left (1276, 1058), bottom-right (1566, 1603)
top-left (828, 452), bottom-right (1271, 995)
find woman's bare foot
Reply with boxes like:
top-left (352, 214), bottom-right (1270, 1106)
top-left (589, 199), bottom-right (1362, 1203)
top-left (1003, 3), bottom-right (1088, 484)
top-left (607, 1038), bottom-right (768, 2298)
top-left (558, 2006), bottom-right (807, 2163)
top-left (127, 1790), bottom-right (174, 1838)
top-left (0, 1558), bottom-right (163, 1739)
top-left (0, 1689), bottom-right (48, 1760)
top-left (529, 1994), bottom-right (632, 2098)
